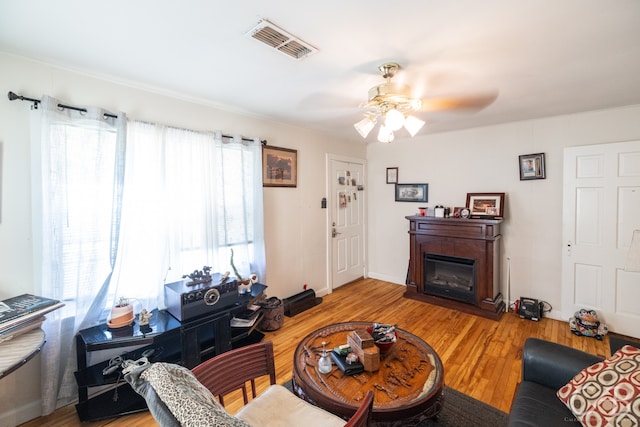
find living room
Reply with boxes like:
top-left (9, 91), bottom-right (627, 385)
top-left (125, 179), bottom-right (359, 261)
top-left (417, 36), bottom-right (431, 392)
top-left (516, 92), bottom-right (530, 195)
top-left (1, 2), bottom-right (640, 426)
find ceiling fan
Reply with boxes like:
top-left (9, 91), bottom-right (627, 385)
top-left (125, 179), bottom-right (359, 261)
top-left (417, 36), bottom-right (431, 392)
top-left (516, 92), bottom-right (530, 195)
top-left (354, 62), bottom-right (497, 142)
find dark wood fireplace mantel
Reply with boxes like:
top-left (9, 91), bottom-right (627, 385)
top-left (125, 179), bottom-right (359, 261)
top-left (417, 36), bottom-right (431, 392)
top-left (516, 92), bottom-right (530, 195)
top-left (404, 216), bottom-right (505, 320)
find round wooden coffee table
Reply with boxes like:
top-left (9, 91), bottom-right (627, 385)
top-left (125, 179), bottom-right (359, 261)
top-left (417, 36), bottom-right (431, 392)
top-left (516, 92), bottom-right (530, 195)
top-left (292, 322), bottom-right (444, 427)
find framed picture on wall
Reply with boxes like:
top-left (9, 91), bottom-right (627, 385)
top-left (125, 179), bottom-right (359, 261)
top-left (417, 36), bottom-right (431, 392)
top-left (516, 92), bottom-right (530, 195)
top-left (262, 145), bottom-right (297, 187)
top-left (386, 167), bottom-right (398, 184)
top-left (466, 192), bottom-right (505, 218)
top-left (519, 153), bottom-right (546, 180)
top-left (395, 183), bottom-right (428, 202)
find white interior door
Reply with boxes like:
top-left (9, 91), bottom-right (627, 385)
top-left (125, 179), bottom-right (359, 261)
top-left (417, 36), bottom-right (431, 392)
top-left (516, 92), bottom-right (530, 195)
top-left (562, 140), bottom-right (640, 338)
top-left (329, 157), bottom-right (365, 289)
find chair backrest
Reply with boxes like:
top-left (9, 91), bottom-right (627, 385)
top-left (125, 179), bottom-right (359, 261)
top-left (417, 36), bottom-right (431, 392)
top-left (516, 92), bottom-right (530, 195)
top-left (192, 341), bottom-right (276, 407)
top-left (344, 390), bottom-right (374, 427)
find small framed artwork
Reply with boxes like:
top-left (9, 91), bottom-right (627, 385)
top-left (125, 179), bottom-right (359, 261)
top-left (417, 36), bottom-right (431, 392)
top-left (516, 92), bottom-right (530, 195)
top-left (262, 145), bottom-right (297, 187)
top-left (386, 167), bottom-right (398, 184)
top-left (466, 192), bottom-right (505, 218)
top-left (395, 183), bottom-right (429, 203)
top-left (452, 207), bottom-right (466, 218)
top-left (519, 153), bottom-right (546, 180)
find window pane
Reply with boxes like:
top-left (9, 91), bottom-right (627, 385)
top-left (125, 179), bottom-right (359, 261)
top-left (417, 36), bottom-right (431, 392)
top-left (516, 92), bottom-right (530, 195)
top-left (49, 123), bottom-right (116, 301)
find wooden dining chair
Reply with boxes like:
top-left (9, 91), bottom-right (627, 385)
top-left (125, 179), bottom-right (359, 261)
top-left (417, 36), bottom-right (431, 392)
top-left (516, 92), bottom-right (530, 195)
top-left (192, 341), bottom-right (374, 427)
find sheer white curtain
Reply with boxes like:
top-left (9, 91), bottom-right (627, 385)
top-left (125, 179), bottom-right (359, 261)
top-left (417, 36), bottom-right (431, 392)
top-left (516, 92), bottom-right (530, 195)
top-left (31, 96), bottom-right (127, 413)
top-left (31, 109), bottom-right (264, 413)
top-left (111, 122), bottom-right (266, 296)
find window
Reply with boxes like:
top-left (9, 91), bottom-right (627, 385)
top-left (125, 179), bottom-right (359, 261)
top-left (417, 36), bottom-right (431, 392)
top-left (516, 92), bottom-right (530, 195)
top-left (33, 97), bottom-right (265, 411)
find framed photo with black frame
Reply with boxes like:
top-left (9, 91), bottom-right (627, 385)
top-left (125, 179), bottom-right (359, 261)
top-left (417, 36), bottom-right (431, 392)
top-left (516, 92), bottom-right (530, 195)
top-left (519, 153), bottom-right (546, 180)
top-left (395, 183), bottom-right (428, 203)
top-left (386, 167), bottom-right (398, 184)
top-left (262, 145), bottom-right (297, 187)
top-left (466, 192), bottom-right (505, 218)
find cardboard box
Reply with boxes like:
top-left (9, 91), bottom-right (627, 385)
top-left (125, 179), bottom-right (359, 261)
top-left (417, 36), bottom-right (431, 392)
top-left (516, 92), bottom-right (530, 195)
top-left (347, 334), bottom-right (379, 372)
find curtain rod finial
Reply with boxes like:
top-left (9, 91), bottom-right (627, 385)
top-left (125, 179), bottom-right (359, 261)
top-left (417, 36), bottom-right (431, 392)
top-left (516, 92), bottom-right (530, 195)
top-left (8, 91), bottom-right (19, 101)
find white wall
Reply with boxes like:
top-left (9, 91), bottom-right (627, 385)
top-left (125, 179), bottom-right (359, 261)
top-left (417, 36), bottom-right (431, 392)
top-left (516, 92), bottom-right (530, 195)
top-left (0, 53), bottom-right (365, 425)
top-left (366, 105), bottom-right (640, 320)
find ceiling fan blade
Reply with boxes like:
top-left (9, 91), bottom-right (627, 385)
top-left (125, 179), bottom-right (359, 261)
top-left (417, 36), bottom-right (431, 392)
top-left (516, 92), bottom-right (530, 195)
top-left (419, 92), bottom-right (498, 112)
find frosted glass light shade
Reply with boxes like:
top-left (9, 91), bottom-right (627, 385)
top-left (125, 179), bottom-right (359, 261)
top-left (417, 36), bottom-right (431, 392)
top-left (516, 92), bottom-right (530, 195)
top-left (377, 125), bottom-right (394, 143)
top-left (354, 117), bottom-right (376, 138)
top-left (384, 109), bottom-right (405, 131)
top-left (404, 115), bottom-right (425, 137)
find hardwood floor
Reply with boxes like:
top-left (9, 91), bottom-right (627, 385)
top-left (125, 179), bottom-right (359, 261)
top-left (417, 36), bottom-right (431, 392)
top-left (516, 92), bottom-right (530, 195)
top-left (19, 278), bottom-right (610, 426)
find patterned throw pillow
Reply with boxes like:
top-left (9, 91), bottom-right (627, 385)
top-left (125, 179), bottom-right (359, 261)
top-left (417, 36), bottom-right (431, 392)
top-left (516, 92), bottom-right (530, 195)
top-left (557, 345), bottom-right (640, 427)
top-left (140, 362), bottom-right (252, 427)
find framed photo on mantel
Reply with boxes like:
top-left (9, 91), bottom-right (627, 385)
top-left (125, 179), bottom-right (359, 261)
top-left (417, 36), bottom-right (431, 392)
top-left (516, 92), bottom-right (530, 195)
top-left (466, 192), bottom-right (505, 219)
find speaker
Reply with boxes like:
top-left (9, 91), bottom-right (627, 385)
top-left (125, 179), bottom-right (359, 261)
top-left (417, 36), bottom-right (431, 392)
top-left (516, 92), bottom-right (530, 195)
top-left (283, 289), bottom-right (322, 317)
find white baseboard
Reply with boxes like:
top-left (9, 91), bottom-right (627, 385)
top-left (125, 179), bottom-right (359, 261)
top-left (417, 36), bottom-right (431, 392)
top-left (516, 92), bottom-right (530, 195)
top-left (0, 398), bottom-right (41, 427)
top-left (366, 271), bottom-right (405, 285)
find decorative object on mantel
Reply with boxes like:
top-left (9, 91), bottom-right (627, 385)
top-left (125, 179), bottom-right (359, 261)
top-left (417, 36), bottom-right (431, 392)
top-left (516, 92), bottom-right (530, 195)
top-left (519, 153), bottom-right (546, 180)
top-left (262, 145), bottom-right (297, 187)
top-left (452, 207), bottom-right (464, 218)
top-left (434, 205), bottom-right (450, 218)
top-left (395, 183), bottom-right (429, 202)
top-left (386, 167), bottom-right (398, 184)
top-left (466, 192), bottom-right (505, 219)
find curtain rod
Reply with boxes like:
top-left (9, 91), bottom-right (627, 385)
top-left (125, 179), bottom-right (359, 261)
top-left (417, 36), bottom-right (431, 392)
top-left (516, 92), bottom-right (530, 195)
top-left (7, 91), bottom-right (267, 145)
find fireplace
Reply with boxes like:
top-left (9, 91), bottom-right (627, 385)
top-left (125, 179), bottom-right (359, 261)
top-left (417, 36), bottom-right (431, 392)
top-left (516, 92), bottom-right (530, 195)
top-left (424, 254), bottom-right (476, 304)
top-left (404, 216), bottom-right (505, 320)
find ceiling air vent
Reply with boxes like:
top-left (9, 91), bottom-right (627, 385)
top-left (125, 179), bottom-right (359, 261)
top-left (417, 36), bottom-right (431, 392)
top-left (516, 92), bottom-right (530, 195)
top-left (246, 19), bottom-right (318, 60)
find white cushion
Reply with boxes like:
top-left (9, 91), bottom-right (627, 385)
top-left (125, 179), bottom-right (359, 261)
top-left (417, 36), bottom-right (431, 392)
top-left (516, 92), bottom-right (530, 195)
top-left (235, 384), bottom-right (347, 427)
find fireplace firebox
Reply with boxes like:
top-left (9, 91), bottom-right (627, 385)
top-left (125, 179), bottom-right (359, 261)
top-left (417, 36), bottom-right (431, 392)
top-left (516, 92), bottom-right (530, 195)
top-left (424, 254), bottom-right (476, 304)
top-left (405, 216), bottom-right (505, 320)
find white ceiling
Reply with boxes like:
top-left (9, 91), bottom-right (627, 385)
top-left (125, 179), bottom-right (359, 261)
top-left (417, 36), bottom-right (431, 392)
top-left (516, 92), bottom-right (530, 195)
top-left (2, 1), bottom-right (640, 143)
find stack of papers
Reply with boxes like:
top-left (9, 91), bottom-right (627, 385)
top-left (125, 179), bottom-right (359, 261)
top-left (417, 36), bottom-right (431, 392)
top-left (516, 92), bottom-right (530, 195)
top-left (230, 307), bottom-right (261, 328)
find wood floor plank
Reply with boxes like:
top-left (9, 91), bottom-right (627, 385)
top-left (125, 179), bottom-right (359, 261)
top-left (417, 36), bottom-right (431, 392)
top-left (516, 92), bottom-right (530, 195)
top-left (19, 278), bottom-right (610, 426)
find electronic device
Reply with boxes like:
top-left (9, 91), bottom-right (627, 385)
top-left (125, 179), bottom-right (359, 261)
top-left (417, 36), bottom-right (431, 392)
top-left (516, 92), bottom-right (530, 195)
top-left (164, 273), bottom-right (240, 322)
top-left (516, 297), bottom-right (543, 321)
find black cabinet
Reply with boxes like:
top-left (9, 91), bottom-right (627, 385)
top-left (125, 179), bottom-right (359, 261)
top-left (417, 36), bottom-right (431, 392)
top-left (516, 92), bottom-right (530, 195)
top-left (74, 284), bottom-right (266, 422)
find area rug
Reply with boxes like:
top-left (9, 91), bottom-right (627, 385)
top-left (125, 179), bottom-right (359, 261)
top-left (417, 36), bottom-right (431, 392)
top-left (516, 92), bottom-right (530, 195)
top-left (283, 381), bottom-right (507, 427)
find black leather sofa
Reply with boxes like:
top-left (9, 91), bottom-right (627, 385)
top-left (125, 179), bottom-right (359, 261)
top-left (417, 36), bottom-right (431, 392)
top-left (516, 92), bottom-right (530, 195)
top-left (507, 338), bottom-right (603, 427)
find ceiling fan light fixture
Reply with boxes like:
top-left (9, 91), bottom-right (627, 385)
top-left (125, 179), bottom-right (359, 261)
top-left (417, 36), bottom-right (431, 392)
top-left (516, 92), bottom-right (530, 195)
top-left (377, 125), bottom-right (394, 143)
top-left (354, 116), bottom-right (376, 138)
top-left (384, 108), bottom-right (405, 131)
top-left (404, 115), bottom-right (425, 137)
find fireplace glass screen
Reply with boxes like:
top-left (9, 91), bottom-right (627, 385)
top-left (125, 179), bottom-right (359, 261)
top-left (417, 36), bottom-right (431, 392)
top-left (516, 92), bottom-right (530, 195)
top-left (424, 253), bottom-right (476, 304)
